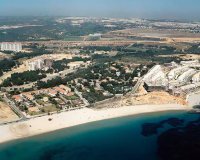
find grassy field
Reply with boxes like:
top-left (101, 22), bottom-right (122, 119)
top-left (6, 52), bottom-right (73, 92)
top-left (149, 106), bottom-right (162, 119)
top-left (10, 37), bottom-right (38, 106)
top-left (64, 36), bottom-right (82, 41)
top-left (28, 105), bottom-right (60, 116)
top-left (42, 105), bottom-right (60, 113)
top-left (65, 95), bottom-right (79, 100)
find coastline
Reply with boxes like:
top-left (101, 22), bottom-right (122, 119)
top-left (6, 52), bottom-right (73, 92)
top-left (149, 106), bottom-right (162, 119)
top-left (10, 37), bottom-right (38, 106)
top-left (0, 104), bottom-right (192, 144)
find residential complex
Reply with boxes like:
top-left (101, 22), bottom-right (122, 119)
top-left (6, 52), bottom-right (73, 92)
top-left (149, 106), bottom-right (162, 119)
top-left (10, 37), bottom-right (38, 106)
top-left (144, 60), bottom-right (200, 97)
top-left (11, 84), bottom-right (84, 115)
top-left (0, 42), bottom-right (22, 52)
top-left (143, 65), bottom-right (168, 92)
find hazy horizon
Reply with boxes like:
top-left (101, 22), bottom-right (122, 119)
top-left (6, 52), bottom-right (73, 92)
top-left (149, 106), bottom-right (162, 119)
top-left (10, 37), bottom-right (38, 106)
top-left (0, 0), bottom-right (200, 21)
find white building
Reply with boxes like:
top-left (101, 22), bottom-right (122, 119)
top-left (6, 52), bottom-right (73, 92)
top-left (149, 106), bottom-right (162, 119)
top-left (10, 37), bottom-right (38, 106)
top-left (88, 33), bottom-right (102, 40)
top-left (180, 60), bottom-right (199, 66)
top-left (176, 82), bottom-right (200, 95)
top-left (27, 58), bottom-right (53, 71)
top-left (143, 65), bottom-right (168, 89)
top-left (168, 66), bottom-right (189, 80)
top-left (0, 42), bottom-right (22, 52)
top-left (177, 69), bottom-right (197, 83)
top-left (143, 65), bottom-right (162, 81)
top-left (27, 59), bottom-right (44, 71)
top-left (192, 72), bottom-right (200, 83)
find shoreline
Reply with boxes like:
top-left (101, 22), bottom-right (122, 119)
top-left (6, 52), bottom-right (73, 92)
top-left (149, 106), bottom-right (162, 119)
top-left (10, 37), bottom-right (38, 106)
top-left (0, 104), bottom-right (192, 144)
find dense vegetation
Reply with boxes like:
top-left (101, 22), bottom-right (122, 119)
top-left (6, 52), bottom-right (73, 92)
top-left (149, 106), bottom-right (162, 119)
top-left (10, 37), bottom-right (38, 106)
top-left (82, 90), bottom-right (110, 103)
top-left (51, 57), bottom-right (90, 73)
top-left (37, 77), bottom-right (63, 89)
top-left (111, 44), bottom-right (183, 64)
top-left (13, 47), bottom-right (51, 60)
top-left (51, 59), bottom-right (69, 73)
top-left (2, 71), bottom-right (46, 87)
top-left (0, 59), bottom-right (16, 73)
top-left (186, 44), bottom-right (200, 54)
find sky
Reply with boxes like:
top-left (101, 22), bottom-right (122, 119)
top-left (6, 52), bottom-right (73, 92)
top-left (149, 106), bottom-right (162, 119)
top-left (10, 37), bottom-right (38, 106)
top-left (0, 0), bottom-right (200, 20)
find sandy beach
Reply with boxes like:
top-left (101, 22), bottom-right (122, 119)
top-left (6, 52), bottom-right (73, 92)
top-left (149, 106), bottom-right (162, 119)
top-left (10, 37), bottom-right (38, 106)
top-left (0, 104), bottom-right (192, 144)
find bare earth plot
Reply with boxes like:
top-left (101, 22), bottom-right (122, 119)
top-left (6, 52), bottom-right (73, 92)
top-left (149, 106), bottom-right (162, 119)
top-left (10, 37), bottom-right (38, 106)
top-left (122, 91), bottom-right (187, 106)
top-left (0, 102), bottom-right (19, 123)
top-left (0, 52), bottom-right (12, 60)
top-left (93, 91), bottom-right (187, 109)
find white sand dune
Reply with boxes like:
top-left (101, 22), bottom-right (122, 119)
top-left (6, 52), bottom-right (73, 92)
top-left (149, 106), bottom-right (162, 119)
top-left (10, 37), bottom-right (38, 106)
top-left (0, 104), bottom-right (191, 144)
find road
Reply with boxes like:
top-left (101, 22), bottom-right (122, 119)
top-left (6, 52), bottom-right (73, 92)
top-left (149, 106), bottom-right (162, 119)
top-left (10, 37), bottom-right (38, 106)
top-left (59, 93), bottom-right (69, 104)
top-left (42, 68), bottom-right (76, 82)
top-left (127, 77), bottom-right (144, 95)
top-left (133, 78), bottom-right (144, 93)
top-left (73, 87), bottom-right (90, 106)
top-left (3, 94), bottom-right (27, 120)
top-left (128, 65), bottom-right (157, 95)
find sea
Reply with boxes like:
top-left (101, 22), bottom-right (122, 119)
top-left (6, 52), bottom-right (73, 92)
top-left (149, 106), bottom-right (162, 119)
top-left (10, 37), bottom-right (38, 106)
top-left (0, 111), bottom-right (199, 160)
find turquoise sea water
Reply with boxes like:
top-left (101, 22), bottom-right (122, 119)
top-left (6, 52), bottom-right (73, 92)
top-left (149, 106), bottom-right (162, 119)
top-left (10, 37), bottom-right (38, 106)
top-left (0, 111), bottom-right (199, 160)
